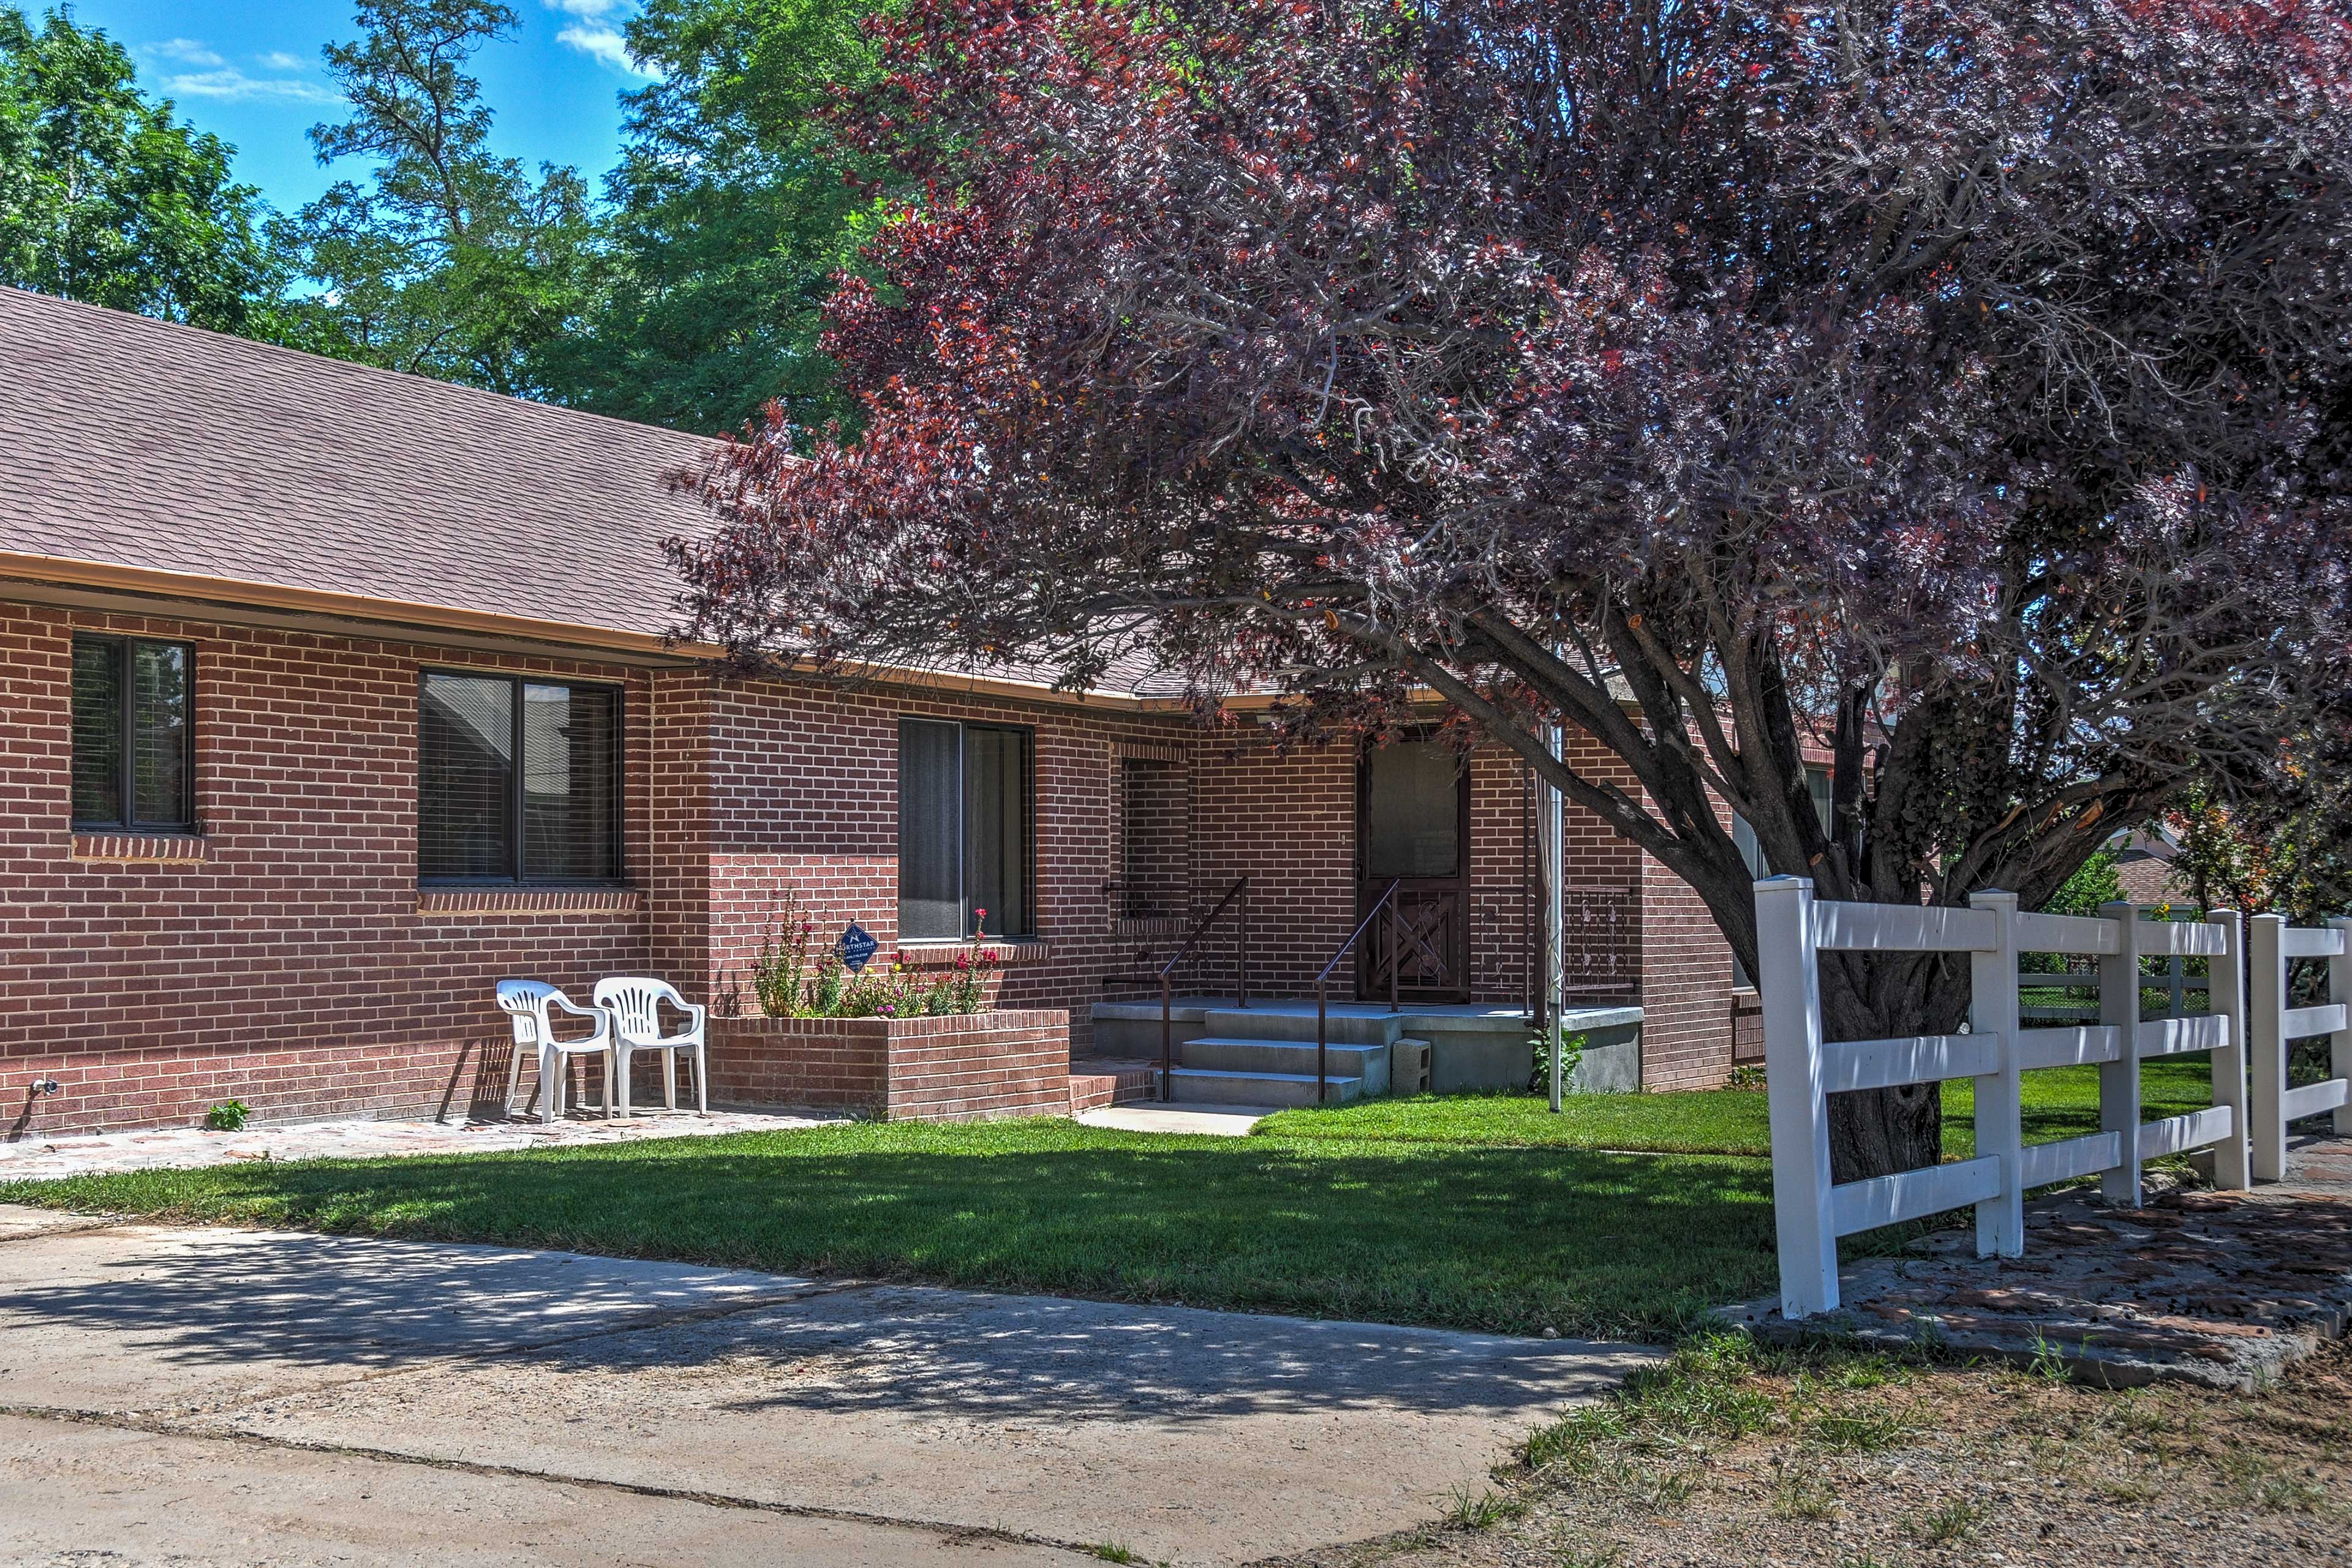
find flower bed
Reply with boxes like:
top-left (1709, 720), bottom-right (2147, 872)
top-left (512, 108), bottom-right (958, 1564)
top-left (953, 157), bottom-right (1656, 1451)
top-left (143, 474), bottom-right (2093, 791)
top-left (708, 1009), bottom-right (1071, 1122)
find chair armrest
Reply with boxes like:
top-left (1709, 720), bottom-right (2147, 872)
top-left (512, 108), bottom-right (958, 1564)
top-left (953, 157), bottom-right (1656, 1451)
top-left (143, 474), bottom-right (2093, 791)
top-left (546, 995), bottom-right (613, 1042)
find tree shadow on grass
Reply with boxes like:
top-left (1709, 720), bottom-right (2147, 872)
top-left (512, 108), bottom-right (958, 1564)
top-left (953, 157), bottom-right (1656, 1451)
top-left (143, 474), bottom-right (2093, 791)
top-left (0, 1138), bottom-right (1774, 1417)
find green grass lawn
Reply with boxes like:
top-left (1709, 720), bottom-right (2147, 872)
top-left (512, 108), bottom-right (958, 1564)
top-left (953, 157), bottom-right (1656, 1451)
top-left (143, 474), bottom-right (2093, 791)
top-left (0, 1118), bottom-right (1776, 1342)
top-left (1257, 1054), bottom-right (2214, 1163)
top-left (0, 1059), bottom-right (2214, 1344)
top-left (1256, 1087), bottom-right (1774, 1155)
top-left (1941, 1055), bottom-right (2213, 1158)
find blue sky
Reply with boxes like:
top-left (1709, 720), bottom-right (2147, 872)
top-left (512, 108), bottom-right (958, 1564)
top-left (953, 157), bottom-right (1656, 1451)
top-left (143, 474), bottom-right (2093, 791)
top-left (45, 1), bottom-right (655, 215)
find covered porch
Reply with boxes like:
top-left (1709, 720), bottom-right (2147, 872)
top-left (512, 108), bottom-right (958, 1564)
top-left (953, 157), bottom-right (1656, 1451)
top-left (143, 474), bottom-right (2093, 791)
top-left (1087, 996), bottom-right (1645, 1106)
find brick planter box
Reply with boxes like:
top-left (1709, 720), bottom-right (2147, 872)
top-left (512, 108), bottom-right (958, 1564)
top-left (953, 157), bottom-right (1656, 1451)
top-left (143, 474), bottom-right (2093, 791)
top-left (707, 1009), bottom-right (1071, 1122)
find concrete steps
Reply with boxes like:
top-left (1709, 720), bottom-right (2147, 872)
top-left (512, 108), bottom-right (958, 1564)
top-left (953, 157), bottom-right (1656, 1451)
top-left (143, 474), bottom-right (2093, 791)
top-left (1165, 1066), bottom-right (1367, 1107)
top-left (1180, 1036), bottom-right (1390, 1080)
top-left (1160, 1030), bottom-right (1408, 1106)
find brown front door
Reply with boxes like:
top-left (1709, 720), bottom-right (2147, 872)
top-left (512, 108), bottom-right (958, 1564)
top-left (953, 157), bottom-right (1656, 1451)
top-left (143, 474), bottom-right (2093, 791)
top-left (1357, 737), bottom-right (1471, 1002)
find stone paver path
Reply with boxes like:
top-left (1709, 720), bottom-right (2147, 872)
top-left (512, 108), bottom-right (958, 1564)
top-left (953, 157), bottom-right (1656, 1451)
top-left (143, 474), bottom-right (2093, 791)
top-left (0, 1107), bottom-right (843, 1182)
top-left (1733, 1131), bottom-right (2352, 1389)
top-left (0, 1208), bottom-right (1651, 1567)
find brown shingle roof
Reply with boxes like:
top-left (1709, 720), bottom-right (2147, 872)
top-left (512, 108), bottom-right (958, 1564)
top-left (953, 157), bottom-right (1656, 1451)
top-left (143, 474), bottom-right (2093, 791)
top-left (0, 288), bottom-right (1216, 703)
top-left (0, 286), bottom-right (710, 641)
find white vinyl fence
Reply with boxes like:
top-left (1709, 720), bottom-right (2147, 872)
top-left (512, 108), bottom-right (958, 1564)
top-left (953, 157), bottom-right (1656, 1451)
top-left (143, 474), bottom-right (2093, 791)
top-left (2248, 914), bottom-right (2352, 1180)
top-left (1758, 875), bottom-right (2264, 1320)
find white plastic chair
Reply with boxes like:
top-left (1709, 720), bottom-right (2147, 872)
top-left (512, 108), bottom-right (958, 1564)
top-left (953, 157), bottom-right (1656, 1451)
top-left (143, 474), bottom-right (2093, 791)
top-left (495, 979), bottom-right (616, 1125)
top-left (592, 976), bottom-right (708, 1117)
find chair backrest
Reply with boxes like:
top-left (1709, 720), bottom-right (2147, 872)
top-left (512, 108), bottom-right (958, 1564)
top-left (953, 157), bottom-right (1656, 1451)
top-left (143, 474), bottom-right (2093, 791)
top-left (594, 976), bottom-right (682, 1041)
top-left (495, 979), bottom-right (559, 1048)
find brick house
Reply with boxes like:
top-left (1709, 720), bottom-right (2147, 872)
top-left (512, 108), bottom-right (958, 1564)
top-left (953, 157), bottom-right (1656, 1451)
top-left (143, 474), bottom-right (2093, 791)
top-left (0, 288), bottom-right (1754, 1138)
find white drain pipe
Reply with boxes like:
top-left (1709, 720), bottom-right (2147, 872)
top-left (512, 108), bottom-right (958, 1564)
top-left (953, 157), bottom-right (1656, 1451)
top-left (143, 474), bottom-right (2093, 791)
top-left (1542, 718), bottom-right (1566, 1112)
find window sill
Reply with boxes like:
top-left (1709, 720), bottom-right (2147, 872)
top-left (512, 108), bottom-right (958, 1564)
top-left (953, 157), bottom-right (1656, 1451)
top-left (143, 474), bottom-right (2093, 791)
top-left (897, 938), bottom-right (1050, 968)
top-left (72, 831), bottom-right (207, 865)
top-left (417, 887), bottom-right (644, 916)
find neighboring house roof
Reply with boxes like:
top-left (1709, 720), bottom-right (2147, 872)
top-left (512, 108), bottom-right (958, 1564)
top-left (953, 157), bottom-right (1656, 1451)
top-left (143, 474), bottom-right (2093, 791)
top-left (0, 285), bottom-right (709, 647)
top-left (2105, 823), bottom-right (2180, 865)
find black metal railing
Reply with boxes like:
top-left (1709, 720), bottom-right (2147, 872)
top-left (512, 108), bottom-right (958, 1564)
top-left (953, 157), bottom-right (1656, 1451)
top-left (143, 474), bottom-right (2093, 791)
top-left (1311, 878), bottom-right (1453, 1104)
top-left (1099, 876), bottom-right (1250, 1098)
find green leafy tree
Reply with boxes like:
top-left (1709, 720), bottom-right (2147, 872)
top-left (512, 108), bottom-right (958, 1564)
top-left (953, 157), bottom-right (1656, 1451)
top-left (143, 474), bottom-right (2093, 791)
top-left (0, 6), bottom-right (293, 331)
top-left (2171, 747), bottom-right (2352, 928)
top-left (285, 1), bottom-right (594, 394)
top-left (2040, 848), bottom-right (2124, 918)
top-left (533, 0), bottom-right (883, 434)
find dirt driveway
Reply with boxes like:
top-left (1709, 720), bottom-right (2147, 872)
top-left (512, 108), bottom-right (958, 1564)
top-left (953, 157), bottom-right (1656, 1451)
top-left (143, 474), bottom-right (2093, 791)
top-left (0, 1205), bottom-right (1650, 1566)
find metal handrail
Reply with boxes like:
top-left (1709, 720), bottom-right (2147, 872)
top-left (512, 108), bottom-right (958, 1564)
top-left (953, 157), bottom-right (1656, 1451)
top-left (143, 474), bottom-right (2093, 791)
top-left (1102, 876), bottom-right (1250, 1099)
top-left (1313, 877), bottom-right (1451, 1104)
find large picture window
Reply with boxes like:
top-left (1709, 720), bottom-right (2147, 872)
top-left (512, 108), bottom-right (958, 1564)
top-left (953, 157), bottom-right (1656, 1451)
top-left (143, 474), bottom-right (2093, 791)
top-left (899, 718), bottom-right (1033, 939)
top-left (420, 671), bottom-right (621, 883)
top-left (71, 635), bottom-right (195, 831)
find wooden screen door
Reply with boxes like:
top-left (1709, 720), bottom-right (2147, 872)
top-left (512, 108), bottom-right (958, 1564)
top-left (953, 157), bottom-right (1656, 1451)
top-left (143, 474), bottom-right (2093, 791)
top-left (1356, 737), bottom-right (1471, 1002)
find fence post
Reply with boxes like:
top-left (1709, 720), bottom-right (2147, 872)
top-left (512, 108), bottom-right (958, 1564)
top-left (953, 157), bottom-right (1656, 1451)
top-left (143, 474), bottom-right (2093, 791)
top-left (1968, 889), bottom-right (2024, 1257)
top-left (2334, 918), bottom-right (2352, 1138)
top-left (2249, 913), bottom-right (2288, 1183)
top-left (2098, 900), bottom-right (2144, 1208)
top-left (2205, 908), bottom-right (2250, 1192)
top-left (1757, 875), bottom-right (1838, 1318)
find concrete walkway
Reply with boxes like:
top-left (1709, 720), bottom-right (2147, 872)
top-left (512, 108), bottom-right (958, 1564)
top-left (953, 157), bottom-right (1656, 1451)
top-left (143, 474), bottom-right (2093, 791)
top-left (0, 1207), bottom-right (1653, 1566)
top-left (1075, 1102), bottom-right (1277, 1137)
top-left (0, 1106), bottom-right (844, 1182)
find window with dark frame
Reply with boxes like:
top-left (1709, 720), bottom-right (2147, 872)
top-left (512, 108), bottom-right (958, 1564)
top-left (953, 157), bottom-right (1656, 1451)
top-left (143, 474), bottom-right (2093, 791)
top-left (70, 635), bottom-right (195, 832)
top-left (418, 671), bottom-right (622, 884)
top-left (898, 717), bottom-right (1034, 940)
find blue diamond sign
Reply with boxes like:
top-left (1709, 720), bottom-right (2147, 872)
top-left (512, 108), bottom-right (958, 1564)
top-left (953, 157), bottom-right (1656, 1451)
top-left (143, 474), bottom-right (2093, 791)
top-left (839, 921), bottom-right (880, 973)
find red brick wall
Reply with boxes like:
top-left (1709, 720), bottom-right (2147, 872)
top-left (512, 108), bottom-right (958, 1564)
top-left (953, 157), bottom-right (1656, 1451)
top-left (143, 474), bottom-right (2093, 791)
top-left (1188, 731), bottom-right (1359, 995)
top-left (672, 675), bottom-right (1218, 1050)
top-left (885, 1011), bottom-right (1071, 1121)
top-left (707, 1009), bottom-right (1070, 1121)
top-left (1, 585), bottom-right (1751, 1131)
top-left (0, 601), bottom-right (654, 1137)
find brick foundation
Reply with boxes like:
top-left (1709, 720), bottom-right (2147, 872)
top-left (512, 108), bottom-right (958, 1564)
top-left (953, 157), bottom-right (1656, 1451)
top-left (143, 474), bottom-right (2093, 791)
top-left (709, 1009), bottom-right (1071, 1121)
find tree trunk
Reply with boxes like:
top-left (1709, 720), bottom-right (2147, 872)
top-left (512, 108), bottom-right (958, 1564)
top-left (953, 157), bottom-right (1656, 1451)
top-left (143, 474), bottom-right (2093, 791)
top-left (1815, 949), bottom-right (1969, 1181)
top-left (1826, 1085), bottom-right (1942, 1183)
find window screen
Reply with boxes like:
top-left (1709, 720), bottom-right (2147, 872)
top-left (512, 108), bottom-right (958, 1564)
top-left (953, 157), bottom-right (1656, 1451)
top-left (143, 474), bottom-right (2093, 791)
top-left (420, 671), bottom-right (619, 883)
top-left (898, 718), bottom-right (1033, 938)
top-left (522, 684), bottom-right (620, 881)
top-left (70, 635), bottom-right (193, 831)
top-left (965, 725), bottom-right (1032, 938)
top-left (899, 719), bottom-right (964, 939)
top-left (70, 639), bottom-right (124, 825)
top-left (1362, 741), bottom-right (1461, 880)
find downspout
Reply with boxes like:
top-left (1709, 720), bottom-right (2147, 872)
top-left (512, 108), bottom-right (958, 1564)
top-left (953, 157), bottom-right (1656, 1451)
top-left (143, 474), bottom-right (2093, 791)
top-left (1543, 715), bottom-right (1566, 1112)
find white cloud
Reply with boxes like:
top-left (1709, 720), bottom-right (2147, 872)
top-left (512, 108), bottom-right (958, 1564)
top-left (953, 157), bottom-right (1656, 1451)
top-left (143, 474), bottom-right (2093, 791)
top-left (142, 39), bottom-right (225, 67)
top-left (543, 2), bottom-right (657, 79)
top-left (157, 67), bottom-right (339, 105)
top-left (556, 23), bottom-right (654, 78)
top-left (257, 51), bottom-right (310, 72)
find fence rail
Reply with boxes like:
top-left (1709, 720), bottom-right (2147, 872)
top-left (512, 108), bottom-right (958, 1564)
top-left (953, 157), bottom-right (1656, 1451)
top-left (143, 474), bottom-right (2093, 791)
top-left (2249, 914), bottom-right (2352, 1182)
top-left (1762, 881), bottom-right (2352, 1318)
top-left (1753, 878), bottom-right (2343, 1319)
